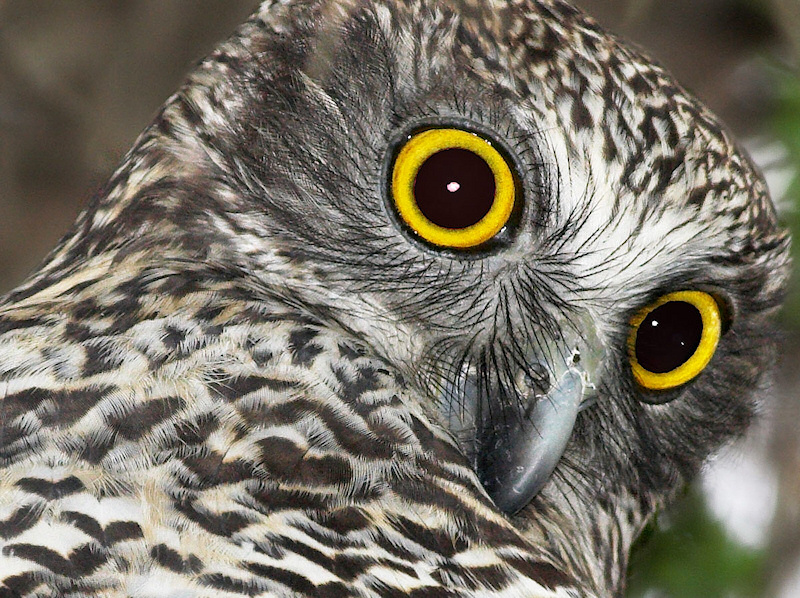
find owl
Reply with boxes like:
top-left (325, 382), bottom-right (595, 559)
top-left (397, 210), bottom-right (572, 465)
top-left (0, 0), bottom-right (789, 597)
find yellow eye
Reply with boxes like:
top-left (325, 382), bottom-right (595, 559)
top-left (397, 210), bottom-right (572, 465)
top-left (390, 128), bottom-right (517, 249)
top-left (628, 291), bottom-right (722, 391)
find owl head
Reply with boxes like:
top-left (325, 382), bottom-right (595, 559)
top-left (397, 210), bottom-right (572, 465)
top-left (30, 0), bottom-right (789, 591)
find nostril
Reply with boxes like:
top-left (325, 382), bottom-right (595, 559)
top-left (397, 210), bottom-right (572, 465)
top-left (522, 362), bottom-right (551, 396)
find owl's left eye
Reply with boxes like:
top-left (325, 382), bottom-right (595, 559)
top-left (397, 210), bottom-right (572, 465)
top-left (390, 128), bottom-right (517, 249)
top-left (628, 291), bottom-right (722, 391)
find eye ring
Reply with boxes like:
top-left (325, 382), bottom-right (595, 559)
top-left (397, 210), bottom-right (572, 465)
top-left (390, 128), bottom-right (517, 249)
top-left (628, 291), bottom-right (722, 391)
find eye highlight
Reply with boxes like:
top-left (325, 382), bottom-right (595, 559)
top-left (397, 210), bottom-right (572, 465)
top-left (628, 291), bottom-right (722, 391)
top-left (390, 128), bottom-right (517, 249)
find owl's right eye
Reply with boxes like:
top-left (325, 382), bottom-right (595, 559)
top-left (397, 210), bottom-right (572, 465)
top-left (390, 128), bottom-right (517, 249)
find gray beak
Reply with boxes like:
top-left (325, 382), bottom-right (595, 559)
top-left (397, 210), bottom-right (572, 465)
top-left (442, 311), bottom-right (603, 516)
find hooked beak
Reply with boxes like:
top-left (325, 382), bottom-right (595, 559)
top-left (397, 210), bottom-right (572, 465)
top-left (441, 311), bottom-right (603, 516)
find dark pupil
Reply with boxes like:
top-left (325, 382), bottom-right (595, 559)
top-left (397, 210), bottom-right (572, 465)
top-left (635, 301), bottom-right (703, 374)
top-left (413, 148), bottom-right (496, 229)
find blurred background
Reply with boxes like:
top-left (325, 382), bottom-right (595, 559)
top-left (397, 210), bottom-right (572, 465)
top-left (0, 1), bottom-right (798, 596)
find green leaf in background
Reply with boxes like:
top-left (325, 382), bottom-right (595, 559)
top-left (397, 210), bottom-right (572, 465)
top-left (773, 64), bottom-right (800, 330)
top-left (627, 490), bottom-right (766, 598)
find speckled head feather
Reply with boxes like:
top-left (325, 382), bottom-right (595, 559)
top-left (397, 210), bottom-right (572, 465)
top-left (0, 0), bottom-right (789, 596)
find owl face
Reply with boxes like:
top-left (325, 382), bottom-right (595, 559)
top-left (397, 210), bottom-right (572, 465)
top-left (84, 0), bottom-right (788, 581)
top-left (184, 0), bottom-right (786, 514)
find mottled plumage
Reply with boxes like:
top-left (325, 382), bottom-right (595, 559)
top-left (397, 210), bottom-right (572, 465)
top-left (0, 0), bottom-right (789, 597)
